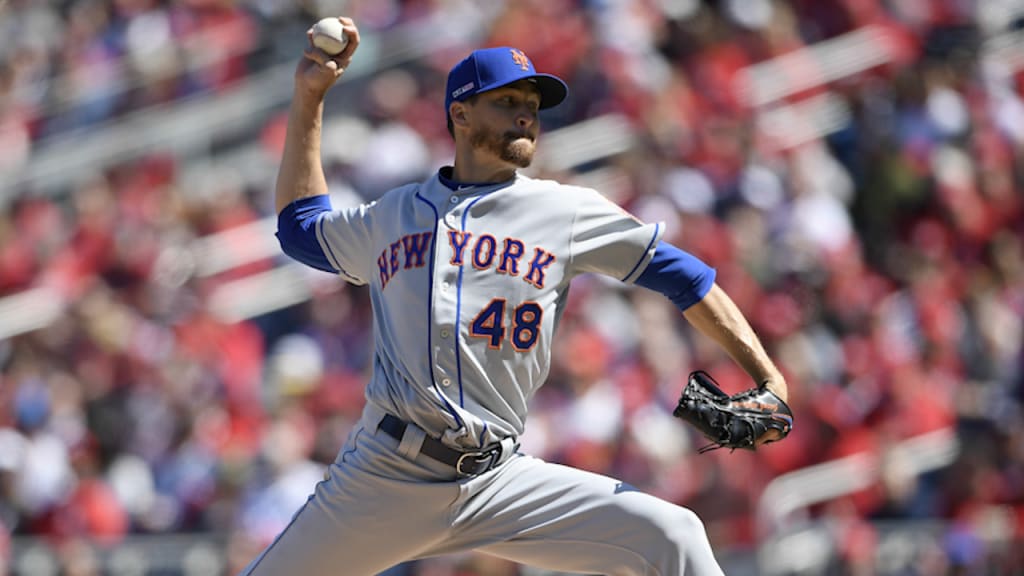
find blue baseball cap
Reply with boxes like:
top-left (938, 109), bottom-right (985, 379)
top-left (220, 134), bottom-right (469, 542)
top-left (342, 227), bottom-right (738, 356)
top-left (445, 47), bottom-right (568, 120)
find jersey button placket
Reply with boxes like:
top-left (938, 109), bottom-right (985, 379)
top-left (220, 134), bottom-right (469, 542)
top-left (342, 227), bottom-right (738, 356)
top-left (432, 211), bottom-right (460, 396)
top-left (435, 321), bottom-right (458, 388)
top-left (445, 196), bottom-right (460, 228)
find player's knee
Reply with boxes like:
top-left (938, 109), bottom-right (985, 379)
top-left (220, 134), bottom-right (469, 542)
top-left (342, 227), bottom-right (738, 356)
top-left (651, 507), bottom-right (712, 561)
top-left (666, 507), bottom-right (708, 543)
top-left (656, 507), bottom-right (723, 574)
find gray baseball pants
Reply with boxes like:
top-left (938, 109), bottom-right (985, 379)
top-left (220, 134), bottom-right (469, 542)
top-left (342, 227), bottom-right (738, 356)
top-left (239, 405), bottom-right (725, 576)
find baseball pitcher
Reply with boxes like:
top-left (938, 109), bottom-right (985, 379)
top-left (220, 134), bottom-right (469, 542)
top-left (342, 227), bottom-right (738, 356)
top-left (241, 17), bottom-right (792, 576)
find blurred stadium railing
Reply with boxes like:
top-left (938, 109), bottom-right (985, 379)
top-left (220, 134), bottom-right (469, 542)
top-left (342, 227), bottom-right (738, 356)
top-left (758, 427), bottom-right (959, 535)
top-left (757, 427), bottom-right (960, 575)
top-left (10, 533), bottom-right (228, 576)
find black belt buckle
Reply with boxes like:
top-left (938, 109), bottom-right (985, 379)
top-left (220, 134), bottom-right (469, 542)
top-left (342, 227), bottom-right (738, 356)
top-left (455, 446), bottom-right (501, 477)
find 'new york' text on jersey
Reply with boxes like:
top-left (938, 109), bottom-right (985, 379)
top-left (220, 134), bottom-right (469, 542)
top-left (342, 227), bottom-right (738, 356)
top-left (314, 173), bottom-right (663, 449)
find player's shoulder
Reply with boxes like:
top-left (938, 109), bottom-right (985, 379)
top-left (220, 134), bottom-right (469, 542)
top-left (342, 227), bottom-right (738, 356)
top-left (368, 182), bottom-right (422, 207)
top-left (383, 181), bottom-right (422, 199)
top-left (515, 174), bottom-right (601, 200)
top-left (515, 175), bottom-right (627, 216)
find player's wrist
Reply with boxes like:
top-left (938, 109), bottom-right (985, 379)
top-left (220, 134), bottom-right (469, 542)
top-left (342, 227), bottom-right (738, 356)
top-left (295, 83), bottom-right (329, 104)
top-left (755, 368), bottom-right (787, 400)
top-left (762, 380), bottom-right (787, 403)
top-left (290, 90), bottom-right (328, 121)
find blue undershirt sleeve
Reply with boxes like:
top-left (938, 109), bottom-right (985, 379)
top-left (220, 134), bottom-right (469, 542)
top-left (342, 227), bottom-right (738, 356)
top-left (634, 241), bottom-right (716, 312)
top-left (276, 196), bottom-right (336, 273)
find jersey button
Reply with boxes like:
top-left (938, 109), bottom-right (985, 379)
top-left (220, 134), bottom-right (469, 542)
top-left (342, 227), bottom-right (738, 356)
top-left (441, 282), bottom-right (450, 291)
top-left (449, 196), bottom-right (458, 204)
top-left (441, 378), bottom-right (452, 387)
top-left (440, 329), bottom-right (449, 338)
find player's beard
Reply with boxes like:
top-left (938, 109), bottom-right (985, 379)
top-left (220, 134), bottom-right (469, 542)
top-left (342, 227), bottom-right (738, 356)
top-left (470, 124), bottom-right (536, 168)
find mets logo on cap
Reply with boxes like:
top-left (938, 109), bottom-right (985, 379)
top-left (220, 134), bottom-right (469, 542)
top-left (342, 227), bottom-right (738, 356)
top-left (510, 48), bottom-right (531, 71)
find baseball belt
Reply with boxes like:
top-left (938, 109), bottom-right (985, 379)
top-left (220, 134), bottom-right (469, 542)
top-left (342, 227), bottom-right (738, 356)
top-left (378, 413), bottom-right (518, 477)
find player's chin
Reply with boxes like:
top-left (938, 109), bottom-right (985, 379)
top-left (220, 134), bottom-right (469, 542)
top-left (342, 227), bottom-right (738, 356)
top-left (502, 138), bottom-right (536, 168)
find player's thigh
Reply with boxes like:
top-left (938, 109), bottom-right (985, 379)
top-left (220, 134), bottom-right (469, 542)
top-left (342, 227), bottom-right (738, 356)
top-left (464, 457), bottom-right (724, 576)
top-left (240, 432), bottom-right (459, 576)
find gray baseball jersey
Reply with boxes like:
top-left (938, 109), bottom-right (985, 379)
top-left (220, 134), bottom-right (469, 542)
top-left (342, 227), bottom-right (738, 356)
top-left (243, 40), bottom-right (729, 575)
top-left (315, 171), bottom-right (662, 450)
top-left (242, 169), bottom-right (729, 576)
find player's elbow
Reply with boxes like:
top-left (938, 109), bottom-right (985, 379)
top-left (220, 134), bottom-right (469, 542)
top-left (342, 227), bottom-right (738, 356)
top-left (276, 233), bottom-right (332, 273)
top-left (276, 197), bottom-right (337, 273)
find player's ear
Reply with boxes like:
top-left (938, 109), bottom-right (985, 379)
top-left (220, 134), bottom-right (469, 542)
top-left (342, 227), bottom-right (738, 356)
top-left (450, 102), bottom-right (469, 128)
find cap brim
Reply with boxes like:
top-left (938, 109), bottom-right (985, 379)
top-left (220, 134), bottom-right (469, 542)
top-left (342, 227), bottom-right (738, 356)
top-left (530, 74), bottom-right (568, 109)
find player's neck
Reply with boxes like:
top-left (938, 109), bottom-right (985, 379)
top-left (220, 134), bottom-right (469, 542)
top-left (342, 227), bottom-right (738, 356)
top-left (451, 148), bottom-right (517, 185)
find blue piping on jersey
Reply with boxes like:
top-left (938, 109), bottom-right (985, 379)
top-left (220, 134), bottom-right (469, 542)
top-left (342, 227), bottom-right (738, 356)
top-left (315, 216), bottom-right (347, 276)
top-left (620, 222), bottom-right (661, 282)
top-left (339, 427), bottom-right (364, 463)
top-left (454, 194), bottom-right (490, 407)
top-left (415, 191), bottom-right (464, 428)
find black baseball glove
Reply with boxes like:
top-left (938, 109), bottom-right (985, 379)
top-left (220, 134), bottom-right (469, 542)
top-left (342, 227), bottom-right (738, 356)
top-left (673, 370), bottom-right (793, 453)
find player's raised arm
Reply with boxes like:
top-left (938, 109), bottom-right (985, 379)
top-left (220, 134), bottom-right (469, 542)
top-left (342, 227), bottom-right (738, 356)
top-left (274, 17), bottom-right (360, 214)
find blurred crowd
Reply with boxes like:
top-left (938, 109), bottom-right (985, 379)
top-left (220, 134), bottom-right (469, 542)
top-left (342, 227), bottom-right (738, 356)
top-left (1, 0), bottom-right (1023, 574)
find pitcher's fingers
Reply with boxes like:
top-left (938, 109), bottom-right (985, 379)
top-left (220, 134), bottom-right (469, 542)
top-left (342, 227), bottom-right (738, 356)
top-left (755, 429), bottom-right (782, 446)
top-left (302, 45), bottom-right (334, 68)
top-left (334, 17), bottom-right (360, 63)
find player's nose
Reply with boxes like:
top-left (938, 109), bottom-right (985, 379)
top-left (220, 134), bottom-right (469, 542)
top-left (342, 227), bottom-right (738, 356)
top-left (515, 108), bottom-right (537, 129)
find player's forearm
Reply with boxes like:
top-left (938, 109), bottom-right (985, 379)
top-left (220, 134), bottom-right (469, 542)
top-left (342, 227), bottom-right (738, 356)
top-left (275, 93), bottom-right (330, 214)
top-left (682, 283), bottom-right (788, 402)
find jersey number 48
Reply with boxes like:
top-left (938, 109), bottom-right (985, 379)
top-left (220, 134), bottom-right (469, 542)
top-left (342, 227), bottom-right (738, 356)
top-left (470, 298), bottom-right (542, 352)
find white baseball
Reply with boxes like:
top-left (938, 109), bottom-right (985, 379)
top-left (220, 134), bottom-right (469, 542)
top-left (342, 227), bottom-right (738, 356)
top-left (312, 17), bottom-right (347, 55)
